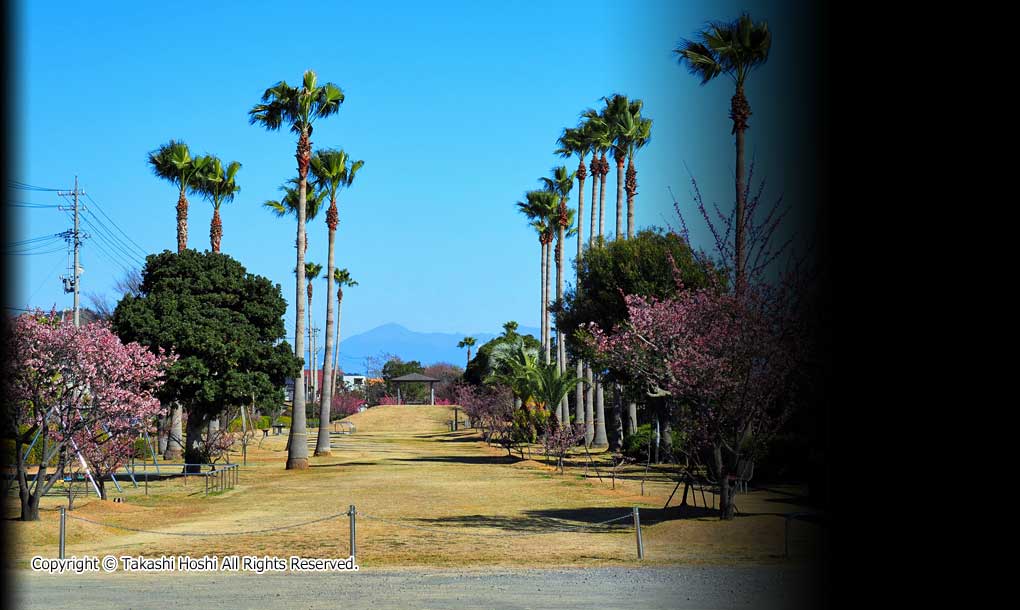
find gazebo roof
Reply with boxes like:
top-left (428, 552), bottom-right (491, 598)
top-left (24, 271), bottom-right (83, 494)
top-left (389, 372), bottom-right (441, 383)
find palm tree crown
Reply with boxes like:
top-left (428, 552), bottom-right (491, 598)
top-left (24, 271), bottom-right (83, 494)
top-left (248, 70), bottom-right (345, 137)
top-left (674, 13), bottom-right (771, 88)
top-left (147, 140), bottom-right (211, 252)
top-left (264, 178), bottom-right (326, 222)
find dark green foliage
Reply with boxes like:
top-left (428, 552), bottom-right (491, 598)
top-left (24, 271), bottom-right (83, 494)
top-left (623, 423), bottom-right (687, 463)
top-left (560, 229), bottom-right (718, 367)
top-left (112, 250), bottom-right (300, 425)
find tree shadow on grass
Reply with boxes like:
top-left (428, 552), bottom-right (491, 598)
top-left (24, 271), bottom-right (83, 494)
top-left (407, 504), bottom-right (721, 535)
top-left (309, 461), bottom-right (385, 468)
top-left (393, 455), bottom-right (523, 466)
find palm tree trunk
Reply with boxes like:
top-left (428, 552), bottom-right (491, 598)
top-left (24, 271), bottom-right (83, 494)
top-left (611, 383), bottom-right (624, 452)
top-left (164, 402), bottom-right (183, 461)
top-left (575, 157), bottom-right (586, 428)
top-left (210, 207), bottom-right (223, 253)
top-left (626, 158), bottom-right (636, 240)
top-left (316, 215), bottom-right (338, 457)
top-left (307, 287), bottom-right (315, 406)
top-left (584, 365), bottom-right (594, 445)
top-left (333, 294), bottom-right (343, 396)
top-left (176, 189), bottom-right (188, 253)
top-left (593, 375), bottom-right (607, 447)
top-left (732, 86), bottom-right (750, 295)
top-left (544, 240), bottom-right (552, 366)
top-left (615, 156), bottom-right (624, 241)
top-left (556, 224), bottom-right (566, 424)
top-left (287, 130), bottom-right (311, 470)
top-left (598, 154), bottom-right (607, 240)
top-left (590, 157), bottom-right (598, 247)
top-left (539, 241), bottom-right (545, 358)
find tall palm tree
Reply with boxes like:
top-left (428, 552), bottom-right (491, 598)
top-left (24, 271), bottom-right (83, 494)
top-left (457, 337), bottom-right (477, 368)
top-left (303, 261), bottom-right (323, 407)
top-left (675, 13), bottom-right (771, 293)
top-left (540, 166), bottom-right (575, 425)
top-left (603, 94), bottom-right (633, 242)
top-left (310, 149), bottom-right (364, 457)
top-left (582, 110), bottom-right (612, 242)
top-left (611, 99), bottom-right (652, 240)
top-left (250, 69), bottom-right (343, 470)
top-left (195, 156), bottom-right (241, 253)
top-left (264, 178), bottom-right (326, 250)
top-left (330, 268), bottom-right (358, 399)
top-left (147, 140), bottom-right (210, 462)
top-left (517, 191), bottom-right (557, 365)
top-left (557, 122), bottom-right (596, 432)
top-left (147, 140), bottom-right (211, 253)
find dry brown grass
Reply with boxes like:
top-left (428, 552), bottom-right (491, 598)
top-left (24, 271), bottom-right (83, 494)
top-left (5, 405), bottom-right (824, 568)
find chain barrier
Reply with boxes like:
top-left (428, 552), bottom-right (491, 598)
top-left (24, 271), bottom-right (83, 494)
top-left (65, 510), bottom-right (350, 537)
top-left (355, 510), bottom-right (633, 539)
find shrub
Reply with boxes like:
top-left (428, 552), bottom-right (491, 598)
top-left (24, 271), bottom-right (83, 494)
top-left (623, 424), bottom-right (653, 462)
top-left (276, 416), bottom-right (292, 428)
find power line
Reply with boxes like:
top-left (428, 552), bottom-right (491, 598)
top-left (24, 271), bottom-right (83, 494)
top-left (7, 200), bottom-right (61, 209)
top-left (8, 181), bottom-right (62, 192)
top-left (84, 193), bottom-right (149, 259)
top-left (79, 213), bottom-right (145, 267)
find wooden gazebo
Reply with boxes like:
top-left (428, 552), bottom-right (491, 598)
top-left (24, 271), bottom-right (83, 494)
top-left (389, 372), bottom-right (442, 405)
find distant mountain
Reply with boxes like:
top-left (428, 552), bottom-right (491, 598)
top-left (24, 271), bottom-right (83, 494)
top-left (335, 322), bottom-right (541, 372)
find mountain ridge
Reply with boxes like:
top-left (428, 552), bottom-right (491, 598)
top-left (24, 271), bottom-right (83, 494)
top-left (332, 322), bottom-right (541, 372)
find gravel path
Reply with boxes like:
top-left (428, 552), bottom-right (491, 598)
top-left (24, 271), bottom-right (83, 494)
top-left (11, 565), bottom-right (821, 609)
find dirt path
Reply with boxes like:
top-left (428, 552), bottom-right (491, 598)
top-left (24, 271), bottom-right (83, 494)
top-left (11, 566), bottom-right (822, 610)
top-left (7, 406), bottom-right (824, 568)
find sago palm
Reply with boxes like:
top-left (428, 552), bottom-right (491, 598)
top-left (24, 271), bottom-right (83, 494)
top-left (675, 13), bottom-right (770, 293)
top-left (250, 69), bottom-right (343, 470)
top-left (196, 156), bottom-right (241, 253)
top-left (529, 363), bottom-right (586, 426)
top-left (310, 148), bottom-right (364, 456)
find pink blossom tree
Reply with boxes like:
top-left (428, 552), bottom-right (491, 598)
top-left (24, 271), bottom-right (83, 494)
top-left (3, 311), bottom-right (171, 520)
top-left (589, 169), bottom-right (810, 519)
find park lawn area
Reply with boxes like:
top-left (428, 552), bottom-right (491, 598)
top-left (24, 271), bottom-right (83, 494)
top-left (5, 406), bottom-right (823, 569)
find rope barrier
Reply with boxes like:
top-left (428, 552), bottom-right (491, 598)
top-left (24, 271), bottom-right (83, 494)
top-left (355, 510), bottom-right (633, 539)
top-left (65, 511), bottom-right (349, 537)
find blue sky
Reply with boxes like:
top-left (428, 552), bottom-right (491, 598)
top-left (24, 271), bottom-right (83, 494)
top-left (8, 1), bottom-right (816, 350)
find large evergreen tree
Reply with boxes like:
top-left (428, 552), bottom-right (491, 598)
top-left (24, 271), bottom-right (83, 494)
top-left (112, 250), bottom-right (300, 471)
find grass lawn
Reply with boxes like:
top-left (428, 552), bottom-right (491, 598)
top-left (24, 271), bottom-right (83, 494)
top-left (5, 406), bottom-right (824, 569)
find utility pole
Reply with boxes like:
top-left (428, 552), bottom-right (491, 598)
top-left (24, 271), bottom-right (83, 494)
top-left (58, 176), bottom-right (87, 326)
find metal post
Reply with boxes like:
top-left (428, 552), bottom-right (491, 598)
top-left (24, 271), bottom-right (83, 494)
top-left (453, 407), bottom-right (458, 431)
top-left (145, 471), bottom-right (148, 496)
top-left (349, 504), bottom-right (357, 561)
top-left (633, 507), bottom-right (644, 560)
top-left (59, 507), bottom-right (66, 559)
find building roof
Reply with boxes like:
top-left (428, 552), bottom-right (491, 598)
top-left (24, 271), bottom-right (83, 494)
top-left (389, 372), bottom-right (441, 383)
